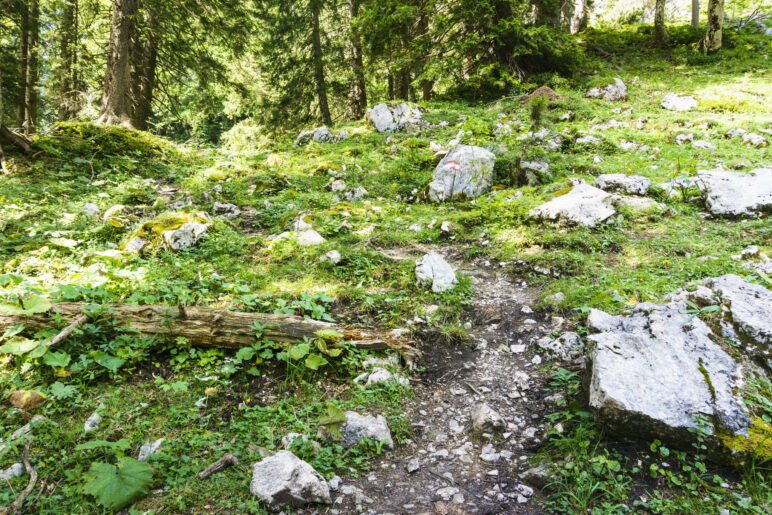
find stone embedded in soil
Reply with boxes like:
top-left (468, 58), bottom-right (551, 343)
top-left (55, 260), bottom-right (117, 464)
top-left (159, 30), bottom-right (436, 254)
top-left (367, 103), bottom-right (423, 133)
top-left (471, 403), bottom-right (506, 433)
top-left (529, 182), bottom-right (617, 227)
top-left (594, 173), bottom-right (651, 195)
top-left (586, 78), bottom-right (627, 102)
top-left (586, 296), bottom-right (751, 448)
top-left (697, 167), bottom-right (772, 216)
top-left (249, 450), bottom-right (331, 509)
top-left (162, 222), bottom-right (208, 250)
top-left (84, 411), bottom-right (102, 432)
top-left (341, 411), bottom-right (394, 450)
top-left (428, 145), bottom-right (496, 202)
top-left (138, 438), bottom-right (164, 462)
top-left (536, 332), bottom-right (584, 361)
top-left (661, 93), bottom-right (698, 111)
top-left (415, 251), bottom-right (458, 292)
top-left (0, 463), bottom-right (24, 480)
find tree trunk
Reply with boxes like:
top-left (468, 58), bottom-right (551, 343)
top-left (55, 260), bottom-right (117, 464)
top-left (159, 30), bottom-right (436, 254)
top-left (699, 0), bottom-right (724, 53)
top-left (311, 0), bottom-right (332, 126)
top-left (0, 75), bottom-right (6, 173)
top-left (58, 0), bottom-right (79, 120)
top-left (347, 0), bottom-right (367, 120)
top-left (692, 0), bottom-right (700, 30)
top-left (0, 303), bottom-right (419, 360)
top-left (654, 0), bottom-right (669, 46)
top-left (23, 0), bottom-right (39, 134)
top-left (130, 10), bottom-right (158, 130)
top-left (387, 69), bottom-right (394, 100)
top-left (571, 0), bottom-right (589, 34)
top-left (98, 0), bottom-right (139, 127)
top-left (17, 1), bottom-right (29, 128)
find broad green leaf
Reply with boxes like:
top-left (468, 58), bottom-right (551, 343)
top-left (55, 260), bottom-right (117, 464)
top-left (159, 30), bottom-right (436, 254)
top-left (315, 329), bottom-right (344, 340)
top-left (0, 337), bottom-right (41, 355)
top-left (289, 343), bottom-right (309, 361)
top-left (304, 353), bottom-right (328, 370)
top-left (0, 294), bottom-right (52, 316)
top-left (235, 347), bottom-right (255, 361)
top-left (76, 439), bottom-right (131, 451)
top-left (83, 457), bottom-right (153, 510)
top-left (43, 351), bottom-right (71, 367)
top-left (50, 381), bottom-right (78, 399)
top-left (319, 403), bottom-right (346, 440)
top-left (1, 324), bottom-right (25, 341)
top-left (91, 351), bottom-right (125, 373)
top-left (50, 237), bottom-right (79, 249)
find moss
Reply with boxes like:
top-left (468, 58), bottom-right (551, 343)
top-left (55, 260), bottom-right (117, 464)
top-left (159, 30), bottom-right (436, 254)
top-left (719, 418), bottom-right (772, 461)
top-left (47, 121), bottom-right (181, 160)
top-left (122, 211), bottom-right (209, 250)
top-left (698, 359), bottom-right (717, 401)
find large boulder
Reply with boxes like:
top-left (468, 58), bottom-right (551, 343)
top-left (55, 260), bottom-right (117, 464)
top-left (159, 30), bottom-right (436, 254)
top-left (661, 93), bottom-right (698, 111)
top-left (587, 303), bottom-right (750, 447)
top-left (697, 167), bottom-right (772, 216)
top-left (366, 103), bottom-right (423, 133)
top-left (594, 174), bottom-right (651, 195)
top-left (586, 78), bottom-right (627, 102)
top-left (529, 182), bottom-right (617, 227)
top-left (415, 252), bottom-right (458, 292)
top-left (250, 451), bottom-right (331, 510)
top-left (427, 145), bottom-right (496, 202)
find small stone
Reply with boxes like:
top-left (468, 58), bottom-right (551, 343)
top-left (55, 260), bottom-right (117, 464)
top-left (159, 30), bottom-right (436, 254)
top-left (471, 404), bottom-right (506, 433)
top-left (84, 411), bottom-right (102, 432)
top-left (320, 250), bottom-right (342, 264)
top-left (0, 463), bottom-right (24, 481)
top-left (250, 451), bottom-right (331, 508)
top-left (342, 411), bottom-right (394, 450)
top-left (138, 438), bottom-right (164, 462)
top-left (406, 458), bottom-right (420, 473)
top-left (415, 252), bottom-right (458, 293)
top-left (82, 203), bottom-right (100, 217)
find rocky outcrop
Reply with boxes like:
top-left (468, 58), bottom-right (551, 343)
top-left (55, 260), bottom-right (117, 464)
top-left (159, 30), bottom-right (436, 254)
top-left (587, 302), bottom-right (750, 446)
top-left (427, 145), bottom-right (496, 202)
top-left (250, 451), bottom-right (331, 509)
top-left (697, 167), bottom-right (772, 216)
top-left (367, 103), bottom-right (423, 133)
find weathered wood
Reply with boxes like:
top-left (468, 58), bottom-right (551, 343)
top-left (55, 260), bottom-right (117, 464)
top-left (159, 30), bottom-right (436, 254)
top-left (0, 125), bottom-right (31, 153)
top-left (0, 303), bottom-right (418, 359)
top-left (197, 453), bottom-right (239, 479)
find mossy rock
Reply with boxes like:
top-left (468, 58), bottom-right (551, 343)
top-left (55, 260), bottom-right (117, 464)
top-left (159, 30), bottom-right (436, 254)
top-left (718, 417), bottom-right (772, 464)
top-left (47, 122), bottom-right (181, 161)
top-left (122, 211), bottom-right (210, 251)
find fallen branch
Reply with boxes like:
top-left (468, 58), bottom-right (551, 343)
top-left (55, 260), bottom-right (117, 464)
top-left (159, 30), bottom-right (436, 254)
top-left (197, 453), bottom-right (239, 479)
top-left (0, 416), bottom-right (46, 455)
top-left (0, 303), bottom-right (419, 360)
top-left (45, 313), bottom-right (88, 348)
top-left (2, 440), bottom-right (38, 515)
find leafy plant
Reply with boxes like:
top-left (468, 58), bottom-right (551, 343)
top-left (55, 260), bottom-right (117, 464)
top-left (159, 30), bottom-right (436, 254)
top-left (82, 457), bottom-right (153, 510)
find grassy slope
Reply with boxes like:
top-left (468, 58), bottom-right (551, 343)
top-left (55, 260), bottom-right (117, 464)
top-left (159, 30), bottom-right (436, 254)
top-left (0, 25), bottom-right (770, 513)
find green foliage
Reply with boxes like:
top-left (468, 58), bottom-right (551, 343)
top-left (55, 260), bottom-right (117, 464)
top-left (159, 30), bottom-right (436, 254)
top-left (82, 457), bottom-right (154, 511)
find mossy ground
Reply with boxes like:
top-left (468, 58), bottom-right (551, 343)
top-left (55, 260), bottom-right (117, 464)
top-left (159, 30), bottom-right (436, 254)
top-left (0, 24), bottom-right (770, 514)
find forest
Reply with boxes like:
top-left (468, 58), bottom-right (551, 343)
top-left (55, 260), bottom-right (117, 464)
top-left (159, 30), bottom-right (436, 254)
top-left (0, 0), bottom-right (771, 513)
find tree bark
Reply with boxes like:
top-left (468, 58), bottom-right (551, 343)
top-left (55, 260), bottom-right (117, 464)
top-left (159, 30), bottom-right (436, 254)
top-left (98, 0), bottom-right (139, 127)
top-left (699, 0), bottom-right (724, 53)
top-left (347, 0), bottom-right (367, 120)
top-left (130, 10), bottom-right (158, 130)
top-left (23, 0), bottom-right (40, 134)
top-left (311, 0), bottom-right (332, 126)
top-left (571, 0), bottom-right (589, 34)
top-left (654, 0), bottom-right (669, 46)
top-left (0, 303), bottom-right (418, 359)
top-left (692, 0), bottom-right (700, 30)
top-left (58, 0), bottom-right (79, 120)
top-left (0, 125), bottom-right (32, 152)
top-left (17, 1), bottom-right (29, 128)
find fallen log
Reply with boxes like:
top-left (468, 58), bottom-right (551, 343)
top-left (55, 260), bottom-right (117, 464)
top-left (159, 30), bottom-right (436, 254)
top-left (0, 125), bottom-right (31, 153)
top-left (0, 303), bottom-right (419, 360)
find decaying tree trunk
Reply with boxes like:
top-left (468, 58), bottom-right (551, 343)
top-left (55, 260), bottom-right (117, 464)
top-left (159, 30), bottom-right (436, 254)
top-left (0, 125), bottom-right (32, 153)
top-left (0, 303), bottom-right (418, 359)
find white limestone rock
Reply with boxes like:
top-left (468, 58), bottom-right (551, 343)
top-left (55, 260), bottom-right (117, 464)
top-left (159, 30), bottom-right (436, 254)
top-left (529, 182), bottom-right (617, 227)
top-left (586, 78), bottom-right (627, 102)
top-left (250, 451), bottom-right (331, 509)
top-left (341, 411), bottom-right (394, 449)
top-left (697, 167), bottom-right (772, 216)
top-left (661, 93), bottom-right (698, 111)
top-left (366, 103), bottom-right (423, 133)
top-left (427, 145), bottom-right (496, 202)
top-left (415, 252), bottom-right (458, 292)
top-left (594, 174), bottom-right (651, 195)
top-left (162, 223), bottom-right (208, 250)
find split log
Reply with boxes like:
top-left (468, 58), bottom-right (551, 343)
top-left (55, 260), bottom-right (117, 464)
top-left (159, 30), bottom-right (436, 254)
top-left (0, 125), bottom-right (31, 153)
top-left (0, 303), bottom-right (418, 359)
top-left (197, 453), bottom-right (239, 479)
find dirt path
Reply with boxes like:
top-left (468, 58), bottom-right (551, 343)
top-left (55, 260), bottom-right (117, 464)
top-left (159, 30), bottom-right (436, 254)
top-left (328, 250), bottom-right (565, 514)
